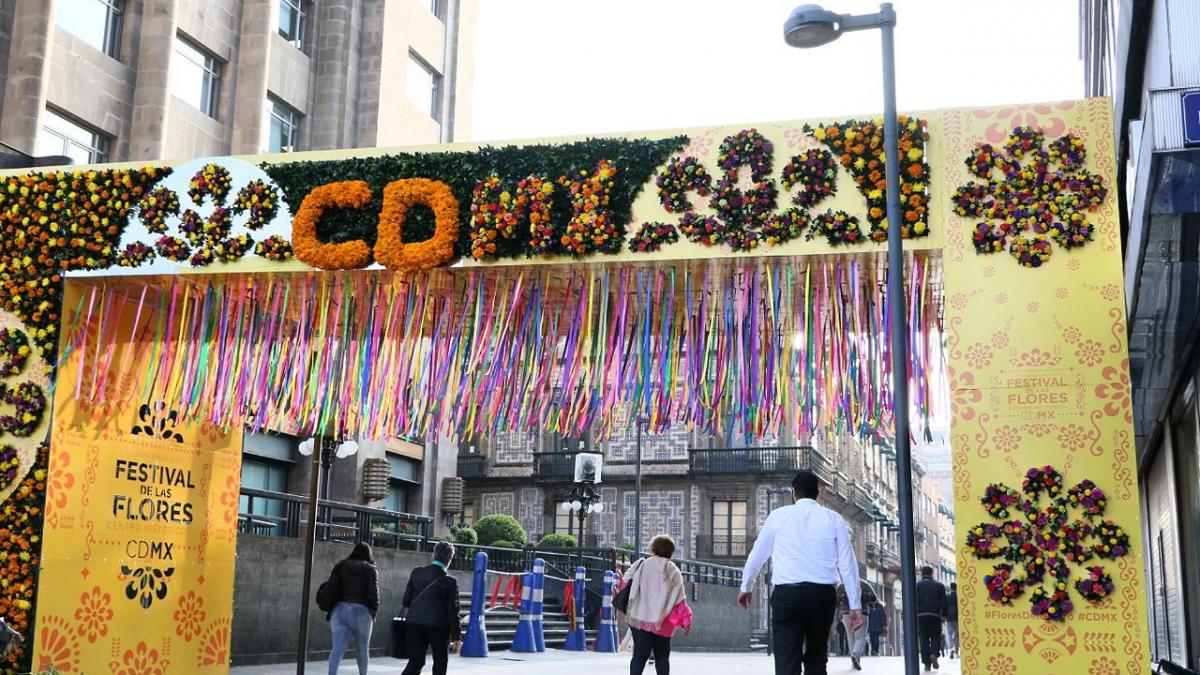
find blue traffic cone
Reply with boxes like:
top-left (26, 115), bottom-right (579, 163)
top-left (510, 571), bottom-right (538, 653)
top-left (594, 570), bottom-right (619, 652)
top-left (563, 566), bottom-right (588, 651)
top-left (461, 551), bottom-right (489, 657)
top-left (532, 558), bottom-right (546, 652)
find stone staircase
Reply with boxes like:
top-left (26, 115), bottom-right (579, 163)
top-left (457, 592), bottom-right (596, 651)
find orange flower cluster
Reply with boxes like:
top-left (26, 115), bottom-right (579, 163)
top-left (558, 160), bottom-right (618, 256)
top-left (0, 167), bottom-right (164, 354)
top-left (806, 117), bottom-right (930, 241)
top-left (291, 180), bottom-right (375, 270)
top-left (0, 442), bottom-right (46, 673)
top-left (469, 174), bottom-right (552, 260)
top-left (376, 178), bottom-right (460, 273)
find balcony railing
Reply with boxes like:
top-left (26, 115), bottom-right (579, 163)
top-left (694, 534), bottom-right (755, 560)
top-left (688, 446), bottom-right (819, 475)
top-left (457, 454), bottom-right (487, 479)
top-left (533, 451), bottom-right (578, 479)
top-left (238, 487), bottom-right (432, 546)
top-left (850, 485), bottom-right (874, 514)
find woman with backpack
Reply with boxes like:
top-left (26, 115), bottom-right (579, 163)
top-left (621, 535), bottom-right (693, 675)
top-left (327, 542), bottom-right (380, 675)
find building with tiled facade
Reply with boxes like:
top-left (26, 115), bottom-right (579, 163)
top-left (0, 0), bottom-right (475, 166)
top-left (456, 419), bottom-right (957, 652)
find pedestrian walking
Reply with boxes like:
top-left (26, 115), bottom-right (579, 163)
top-left (915, 566), bottom-right (948, 672)
top-left (738, 471), bottom-right (863, 675)
top-left (401, 541), bottom-right (462, 675)
top-left (945, 582), bottom-right (959, 659)
top-left (622, 534), bottom-right (693, 675)
top-left (326, 543), bottom-right (380, 675)
top-left (867, 599), bottom-right (887, 656)
top-left (837, 582), bottom-right (876, 670)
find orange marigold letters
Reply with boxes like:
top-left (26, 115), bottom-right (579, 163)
top-left (291, 180), bottom-right (374, 270)
top-left (374, 178), bottom-right (460, 273)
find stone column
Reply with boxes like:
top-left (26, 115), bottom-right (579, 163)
top-left (229, 0), bottom-right (273, 154)
top-left (127, 0), bottom-right (178, 161)
top-left (0, 0), bottom-right (56, 154)
top-left (308, 0), bottom-right (358, 150)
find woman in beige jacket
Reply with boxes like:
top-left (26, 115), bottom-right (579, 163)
top-left (622, 535), bottom-right (693, 675)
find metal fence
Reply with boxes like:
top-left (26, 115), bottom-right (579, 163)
top-left (238, 487), bottom-right (432, 546)
top-left (688, 446), bottom-right (820, 474)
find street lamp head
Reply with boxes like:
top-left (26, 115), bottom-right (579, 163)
top-left (784, 4), bottom-right (843, 48)
top-left (560, 501), bottom-right (572, 512)
top-left (571, 500), bottom-right (583, 512)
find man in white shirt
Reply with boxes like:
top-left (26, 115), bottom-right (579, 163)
top-left (738, 471), bottom-right (863, 675)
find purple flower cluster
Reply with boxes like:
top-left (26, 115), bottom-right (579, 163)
top-left (0, 443), bottom-right (18, 491)
top-left (655, 157), bottom-right (712, 213)
top-left (781, 149), bottom-right (838, 208)
top-left (627, 222), bottom-right (679, 253)
top-left (116, 242), bottom-right (155, 268)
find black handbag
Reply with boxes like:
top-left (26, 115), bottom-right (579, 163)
top-left (613, 559), bottom-right (643, 613)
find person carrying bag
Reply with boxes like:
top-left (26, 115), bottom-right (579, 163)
top-left (620, 535), bottom-right (693, 675)
top-left (400, 542), bottom-right (461, 675)
top-left (325, 543), bottom-right (380, 675)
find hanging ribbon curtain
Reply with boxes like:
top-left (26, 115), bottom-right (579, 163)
top-left (62, 256), bottom-right (942, 443)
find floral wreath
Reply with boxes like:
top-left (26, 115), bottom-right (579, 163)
top-left (374, 178), bottom-right (460, 273)
top-left (1030, 581), bottom-right (1073, 622)
top-left (953, 126), bottom-right (1107, 268)
top-left (1066, 479), bottom-right (1106, 517)
top-left (627, 222), bottom-right (679, 253)
top-left (0, 328), bottom-right (31, 379)
top-left (964, 464), bottom-right (1130, 622)
top-left (1073, 566), bottom-right (1114, 603)
top-left (232, 179), bottom-right (280, 231)
top-left (980, 483), bottom-right (1021, 519)
top-left (984, 563), bottom-right (1025, 605)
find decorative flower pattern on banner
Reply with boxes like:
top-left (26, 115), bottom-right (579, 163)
top-left (197, 617), bottom-right (231, 667)
top-left (35, 614), bottom-right (80, 674)
top-left (109, 640), bottom-right (170, 675)
top-left (174, 590), bottom-right (207, 641)
top-left (130, 401), bottom-right (185, 443)
top-left (73, 585), bottom-right (113, 644)
top-left (965, 465), bottom-right (1129, 622)
top-left (953, 126), bottom-right (1107, 268)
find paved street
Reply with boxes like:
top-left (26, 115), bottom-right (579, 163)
top-left (231, 650), bottom-right (963, 674)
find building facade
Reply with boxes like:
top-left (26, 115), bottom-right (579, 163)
top-left (0, 0), bottom-right (475, 165)
top-left (1080, 0), bottom-right (1200, 669)
top-left (456, 420), bottom-right (955, 653)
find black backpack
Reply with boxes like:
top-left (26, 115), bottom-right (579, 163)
top-left (316, 568), bottom-right (341, 613)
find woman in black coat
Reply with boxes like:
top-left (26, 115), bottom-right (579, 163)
top-left (401, 541), bottom-right (461, 675)
top-left (328, 543), bottom-right (380, 675)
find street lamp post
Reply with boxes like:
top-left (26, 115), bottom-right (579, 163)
top-left (784, 5), bottom-right (919, 674)
top-left (560, 482), bottom-right (603, 560)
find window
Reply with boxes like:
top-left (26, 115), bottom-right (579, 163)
top-left (171, 36), bottom-right (222, 118)
top-left (56, 0), bottom-right (123, 58)
top-left (382, 453), bottom-right (419, 514)
top-left (278, 0), bottom-right (308, 48)
top-left (268, 96), bottom-right (302, 153)
top-left (239, 457), bottom-right (289, 518)
top-left (554, 510), bottom-right (575, 535)
top-left (406, 52), bottom-right (442, 120)
top-left (35, 109), bottom-right (109, 164)
top-left (711, 500), bottom-right (748, 556)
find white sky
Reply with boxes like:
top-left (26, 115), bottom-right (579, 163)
top-left (469, 0), bottom-right (1085, 142)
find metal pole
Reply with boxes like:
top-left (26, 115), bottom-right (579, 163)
top-left (635, 417), bottom-right (643, 555)
top-left (296, 439), bottom-right (324, 674)
top-left (879, 5), bottom-right (919, 673)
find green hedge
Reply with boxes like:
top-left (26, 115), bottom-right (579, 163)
top-left (472, 514), bottom-right (527, 546)
top-left (536, 533), bottom-right (578, 548)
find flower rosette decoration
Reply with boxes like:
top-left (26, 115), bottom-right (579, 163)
top-left (952, 126), bottom-right (1107, 267)
top-left (154, 235), bottom-right (190, 262)
top-left (806, 116), bottom-right (931, 240)
top-left (116, 242), bottom-right (154, 268)
top-left (981, 483), bottom-right (1021, 519)
top-left (1066, 479), bottom-right (1107, 518)
top-left (1073, 566), bottom-right (1114, 603)
top-left (136, 186), bottom-right (180, 234)
top-left (984, 563), bottom-right (1025, 605)
top-left (677, 213), bottom-right (724, 247)
top-left (253, 234), bottom-right (293, 261)
top-left (627, 222), bottom-right (679, 253)
top-left (965, 465), bottom-right (1131, 622)
top-left (1092, 520), bottom-right (1129, 560)
top-left (1030, 581), bottom-right (1073, 622)
top-left (762, 208), bottom-right (807, 246)
top-left (0, 381), bottom-right (46, 438)
top-left (188, 163), bottom-right (233, 205)
top-left (805, 210), bottom-right (863, 246)
top-left (231, 179), bottom-right (279, 230)
top-left (0, 328), bottom-right (30, 379)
